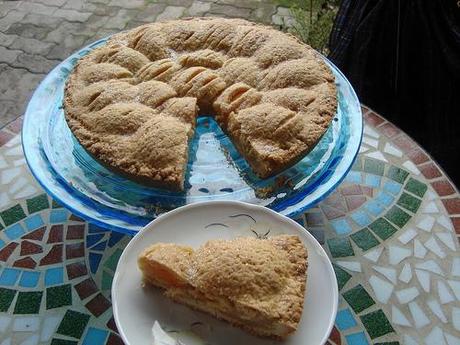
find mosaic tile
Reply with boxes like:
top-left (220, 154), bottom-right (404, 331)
top-left (65, 243), bottom-right (84, 259)
top-left (365, 151), bottom-right (388, 162)
top-left (19, 271), bottom-right (40, 288)
top-left (88, 224), bottom-right (108, 234)
top-left (333, 264), bottom-right (352, 291)
top-left (24, 214), bottom-right (44, 231)
top-left (350, 210), bottom-right (372, 227)
top-left (420, 163), bottom-right (442, 179)
top-left (90, 240), bottom-right (107, 251)
top-left (85, 293), bottom-right (111, 317)
top-left (12, 316), bottom-right (40, 332)
top-left (0, 242), bottom-right (19, 261)
top-left (45, 267), bottom-right (64, 286)
top-left (103, 248), bottom-right (123, 271)
top-left (452, 258), bottom-right (460, 277)
top-left (345, 332), bottom-right (369, 345)
top-left (0, 288), bottom-right (16, 312)
top-left (398, 228), bottom-right (417, 244)
top-left (364, 174), bottom-right (381, 188)
top-left (39, 244), bottom-right (63, 266)
top-left (374, 191), bottom-right (395, 208)
top-left (330, 218), bottom-right (352, 235)
top-left (26, 194), bottom-right (49, 214)
top-left (51, 200), bottom-right (62, 209)
top-left (0, 268), bottom-right (21, 286)
top-left (345, 171), bottom-right (362, 184)
top-left (16, 186), bottom-right (39, 199)
top-left (106, 317), bottom-right (117, 333)
top-left (327, 238), bottom-right (354, 258)
top-left (20, 240), bottom-right (43, 255)
top-left (369, 218), bottom-right (398, 240)
top-left (397, 193), bottom-right (421, 213)
top-left (404, 335), bottom-right (419, 345)
top-left (346, 195), bottom-right (367, 211)
top-left (405, 178), bottom-right (428, 198)
top-left (417, 215), bottom-right (435, 232)
top-left (425, 238), bottom-right (446, 258)
top-left (438, 280), bottom-right (455, 304)
top-left (343, 285), bottom-right (375, 313)
top-left (0, 314), bottom-right (11, 332)
top-left (363, 247), bottom-right (383, 262)
top-left (336, 261), bottom-right (361, 272)
top-left (445, 332), bottom-right (460, 345)
top-left (46, 285), bottom-right (72, 310)
top-left (9, 177), bottom-right (27, 194)
top-left (0, 194), bottom-right (9, 210)
top-left (415, 269), bottom-right (430, 292)
top-left (364, 159), bottom-right (384, 176)
top-left (443, 198), bottom-right (460, 215)
top-left (373, 266), bottom-right (397, 284)
top-left (322, 205), bottom-right (345, 219)
top-left (448, 280), bottom-right (460, 301)
top-left (56, 310), bottom-right (90, 338)
top-left (0, 204), bottom-right (26, 226)
top-left (336, 308), bottom-right (357, 331)
top-left (402, 161), bottom-right (420, 175)
top-left (416, 260), bottom-right (443, 275)
top-left (304, 212), bottom-right (324, 226)
top-left (385, 206), bottom-right (411, 228)
top-left (350, 229), bottom-right (379, 251)
top-left (66, 261), bottom-right (87, 280)
top-left (408, 301), bottom-right (430, 328)
top-left (360, 309), bottom-right (394, 338)
top-left (13, 257), bottom-right (37, 269)
top-left (89, 253), bottom-right (102, 274)
top-left (388, 245), bottom-right (412, 265)
top-left (396, 287), bottom-right (419, 304)
top-left (423, 201), bottom-right (439, 214)
top-left (101, 270), bottom-right (113, 291)
top-left (453, 307), bottom-right (460, 331)
top-left (21, 334), bottom-right (40, 345)
top-left (106, 333), bottom-right (124, 345)
top-left (426, 326), bottom-right (446, 345)
top-left (438, 215), bottom-right (454, 231)
top-left (364, 125), bottom-right (379, 138)
top-left (383, 142), bottom-right (403, 157)
top-left (391, 305), bottom-right (411, 326)
top-left (399, 263), bottom-right (412, 283)
top-left (369, 275), bottom-right (393, 303)
top-left (4, 224), bottom-right (25, 240)
top-left (431, 180), bottom-right (456, 197)
top-left (22, 227), bottom-right (45, 241)
top-left (75, 278), bottom-right (98, 300)
top-left (49, 210), bottom-right (68, 224)
top-left (82, 327), bottom-right (108, 345)
top-left (47, 225), bottom-right (63, 243)
top-left (66, 225), bottom-right (85, 240)
top-left (414, 239), bottom-right (427, 258)
top-left (436, 233), bottom-right (456, 251)
top-left (386, 166), bottom-right (409, 184)
top-left (41, 315), bottom-right (61, 342)
top-left (383, 180), bottom-right (402, 196)
top-left (427, 299), bottom-right (447, 323)
top-left (14, 291), bottom-right (43, 314)
top-left (86, 234), bottom-right (105, 248)
top-left (1, 167), bottom-right (21, 184)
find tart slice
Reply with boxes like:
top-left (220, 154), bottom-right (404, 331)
top-left (138, 235), bottom-right (308, 339)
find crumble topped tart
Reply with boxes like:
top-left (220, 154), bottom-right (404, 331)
top-left (138, 235), bottom-right (308, 339)
top-left (64, 17), bottom-right (337, 191)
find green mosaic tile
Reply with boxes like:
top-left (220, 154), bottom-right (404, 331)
top-left (351, 228), bottom-right (380, 250)
top-left (333, 264), bottom-right (352, 290)
top-left (26, 194), bottom-right (50, 214)
top-left (51, 339), bottom-right (78, 345)
top-left (397, 192), bottom-right (421, 213)
top-left (0, 288), bottom-right (16, 312)
top-left (405, 178), bottom-right (427, 197)
top-left (52, 199), bottom-right (63, 209)
top-left (0, 204), bottom-right (26, 226)
top-left (102, 270), bottom-right (113, 290)
top-left (14, 291), bottom-right (43, 314)
top-left (327, 238), bottom-right (354, 258)
top-left (47, 284), bottom-right (72, 309)
top-left (386, 166), bottom-right (409, 183)
top-left (343, 285), bottom-right (375, 313)
top-left (369, 218), bottom-right (398, 240)
top-left (104, 248), bottom-right (123, 271)
top-left (351, 157), bottom-right (362, 171)
top-left (57, 310), bottom-right (90, 338)
top-left (360, 309), bottom-right (394, 339)
top-left (364, 158), bottom-right (385, 176)
top-left (385, 206), bottom-right (411, 228)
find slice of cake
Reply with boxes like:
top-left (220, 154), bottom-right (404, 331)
top-left (138, 235), bottom-right (308, 339)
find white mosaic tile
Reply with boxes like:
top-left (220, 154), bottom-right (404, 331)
top-left (416, 260), bottom-right (443, 275)
top-left (20, 334), bottom-right (39, 345)
top-left (369, 275), bottom-right (393, 303)
top-left (423, 201), bottom-right (439, 214)
top-left (389, 245), bottom-right (412, 265)
top-left (5, 135), bottom-right (20, 147)
top-left (436, 232), bottom-right (456, 251)
top-left (364, 125), bottom-right (380, 138)
top-left (399, 263), bottom-right (412, 283)
top-left (452, 258), bottom-right (460, 277)
top-left (40, 315), bottom-right (61, 342)
top-left (425, 326), bottom-right (446, 345)
top-left (1, 338), bottom-right (11, 345)
top-left (363, 247), bottom-right (383, 262)
top-left (9, 176), bottom-right (28, 194)
top-left (364, 150), bottom-right (388, 162)
top-left (438, 215), bottom-right (454, 231)
top-left (384, 142), bottom-right (403, 157)
top-left (12, 316), bottom-right (40, 332)
top-left (426, 190), bottom-right (437, 201)
top-left (1, 167), bottom-right (21, 184)
top-left (396, 287), bottom-right (419, 304)
top-left (399, 228), bottom-right (417, 244)
top-left (0, 156), bottom-right (7, 169)
top-left (438, 281), bottom-right (455, 304)
top-left (336, 261), bottom-right (361, 272)
top-left (445, 332), bottom-right (460, 345)
top-left (404, 335), bottom-right (418, 345)
top-left (359, 146), bottom-right (370, 153)
top-left (408, 301), bottom-right (430, 328)
top-left (0, 193), bottom-right (10, 209)
top-left (425, 238), bottom-right (447, 258)
top-left (448, 280), bottom-right (460, 300)
top-left (453, 307), bottom-right (460, 332)
top-left (373, 266), bottom-right (397, 284)
top-left (15, 185), bottom-right (38, 199)
top-left (13, 158), bottom-right (26, 167)
top-left (417, 215), bottom-right (436, 232)
top-left (362, 136), bottom-right (379, 148)
top-left (402, 160), bottom-right (421, 175)
top-left (0, 315), bottom-right (11, 333)
top-left (5, 145), bottom-right (23, 157)
top-left (427, 299), bottom-right (447, 323)
top-left (391, 305), bottom-right (411, 326)
top-left (415, 269), bottom-right (430, 292)
top-left (414, 239), bottom-right (427, 258)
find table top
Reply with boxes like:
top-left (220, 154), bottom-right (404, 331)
top-left (0, 105), bottom-right (459, 345)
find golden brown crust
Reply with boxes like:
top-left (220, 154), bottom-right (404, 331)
top-left (64, 17), bottom-right (337, 190)
top-left (137, 235), bottom-right (308, 339)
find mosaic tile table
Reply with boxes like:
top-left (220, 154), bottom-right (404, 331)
top-left (0, 105), bottom-right (459, 345)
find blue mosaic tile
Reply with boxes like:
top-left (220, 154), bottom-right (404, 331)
top-left (345, 171), bottom-right (362, 184)
top-left (82, 327), bottom-right (108, 345)
top-left (24, 214), bottom-right (44, 231)
top-left (50, 210), bottom-right (69, 224)
top-left (374, 191), bottom-right (395, 208)
top-left (86, 234), bottom-right (104, 248)
top-left (364, 174), bottom-right (381, 188)
top-left (0, 239), bottom-right (5, 249)
top-left (364, 201), bottom-right (385, 217)
top-left (0, 268), bottom-right (21, 286)
top-left (331, 219), bottom-right (352, 235)
top-left (89, 253), bottom-right (103, 274)
top-left (45, 267), bottom-right (64, 286)
top-left (108, 232), bottom-right (124, 248)
top-left (88, 224), bottom-right (108, 234)
top-left (19, 271), bottom-right (40, 288)
top-left (383, 180), bottom-right (402, 195)
top-left (351, 210), bottom-right (372, 227)
top-left (4, 224), bottom-right (25, 240)
top-left (336, 308), bottom-right (358, 331)
top-left (346, 332), bottom-right (369, 345)
top-left (91, 240), bottom-right (107, 251)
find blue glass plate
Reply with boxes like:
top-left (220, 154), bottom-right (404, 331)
top-left (22, 37), bottom-right (362, 234)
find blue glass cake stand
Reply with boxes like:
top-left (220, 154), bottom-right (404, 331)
top-left (22, 38), bottom-right (363, 234)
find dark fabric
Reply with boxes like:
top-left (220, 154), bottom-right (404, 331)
top-left (329, 0), bottom-right (460, 186)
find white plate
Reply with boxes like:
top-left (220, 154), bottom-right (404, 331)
top-left (112, 201), bottom-right (338, 345)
